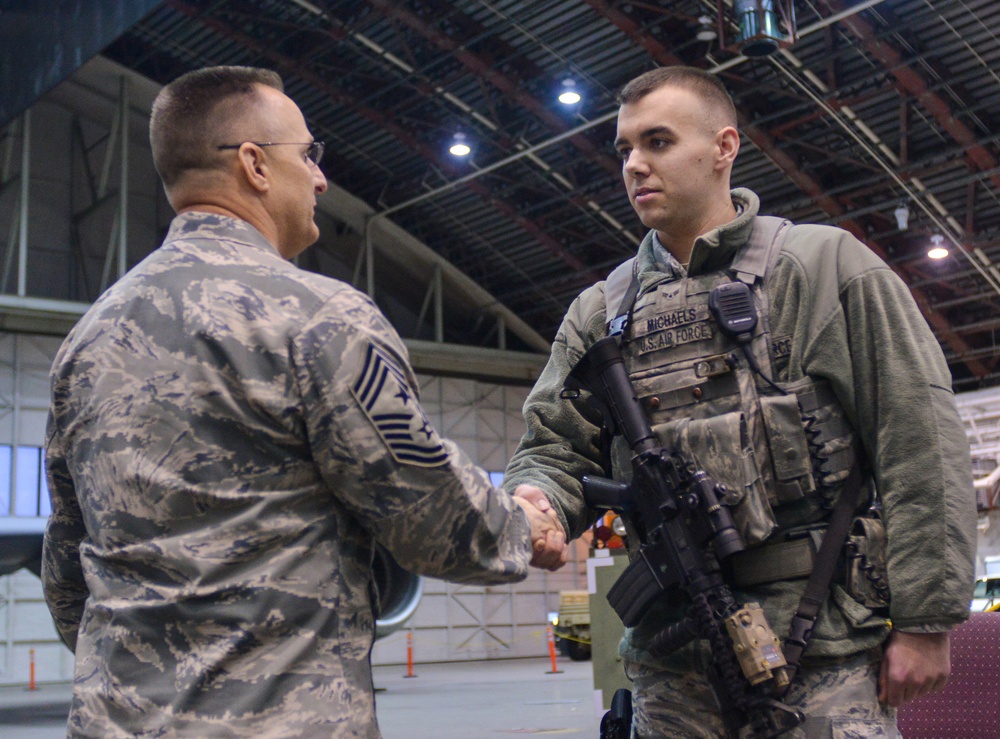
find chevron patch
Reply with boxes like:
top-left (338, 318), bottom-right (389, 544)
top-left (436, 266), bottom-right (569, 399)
top-left (352, 342), bottom-right (448, 467)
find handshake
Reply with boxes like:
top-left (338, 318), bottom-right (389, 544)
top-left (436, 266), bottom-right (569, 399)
top-left (512, 484), bottom-right (570, 571)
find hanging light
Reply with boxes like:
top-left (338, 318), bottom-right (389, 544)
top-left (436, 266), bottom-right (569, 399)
top-left (893, 202), bottom-right (910, 231)
top-left (558, 79), bottom-right (581, 106)
top-left (734, 0), bottom-right (784, 57)
top-left (927, 234), bottom-right (949, 260)
top-left (696, 15), bottom-right (717, 42)
top-left (449, 131), bottom-right (471, 157)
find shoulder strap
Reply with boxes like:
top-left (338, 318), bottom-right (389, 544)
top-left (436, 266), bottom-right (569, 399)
top-left (604, 216), bottom-right (792, 338)
top-left (744, 215), bottom-right (864, 685)
top-left (731, 215), bottom-right (790, 287)
top-left (604, 257), bottom-right (640, 336)
top-left (733, 216), bottom-right (792, 380)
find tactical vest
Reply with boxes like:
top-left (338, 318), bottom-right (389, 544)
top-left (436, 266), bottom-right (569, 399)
top-left (604, 217), bottom-right (860, 549)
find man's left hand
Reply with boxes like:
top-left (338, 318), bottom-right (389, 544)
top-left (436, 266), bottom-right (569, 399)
top-left (878, 630), bottom-right (951, 707)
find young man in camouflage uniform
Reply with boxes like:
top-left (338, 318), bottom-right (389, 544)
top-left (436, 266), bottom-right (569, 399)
top-left (42, 66), bottom-right (567, 738)
top-left (503, 67), bottom-right (977, 737)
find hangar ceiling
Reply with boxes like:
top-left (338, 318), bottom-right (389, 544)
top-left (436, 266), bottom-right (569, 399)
top-left (5, 0), bottom-right (1000, 389)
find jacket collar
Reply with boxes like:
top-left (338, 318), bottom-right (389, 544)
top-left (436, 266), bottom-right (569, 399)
top-left (634, 188), bottom-right (760, 277)
top-left (164, 211), bottom-right (282, 257)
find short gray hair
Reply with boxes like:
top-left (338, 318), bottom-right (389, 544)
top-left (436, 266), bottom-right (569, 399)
top-left (150, 66), bottom-right (284, 188)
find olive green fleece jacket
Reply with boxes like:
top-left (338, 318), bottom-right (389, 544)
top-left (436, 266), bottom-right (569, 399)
top-left (504, 188), bottom-right (977, 665)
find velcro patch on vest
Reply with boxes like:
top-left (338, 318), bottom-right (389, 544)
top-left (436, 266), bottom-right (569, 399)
top-left (770, 335), bottom-right (793, 373)
top-left (639, 306), bottom-right (701, 336)
top-left (633, 304), bottom-right (714, 355)
top-left (635, 322), bottom-right (715, 354)
top-left (352, 342), bottom-right (449, 467)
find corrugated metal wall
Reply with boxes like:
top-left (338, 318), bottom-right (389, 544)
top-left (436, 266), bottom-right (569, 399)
top-left (0, 335), bottom-right (70, 686)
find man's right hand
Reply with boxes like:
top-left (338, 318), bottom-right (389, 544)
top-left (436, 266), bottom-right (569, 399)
top-left (878, 630), bottom-right (951, 707)
top-left (512, 485), bottom-right (568, 571)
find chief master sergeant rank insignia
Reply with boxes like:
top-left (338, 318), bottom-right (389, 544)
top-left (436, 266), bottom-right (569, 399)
top-left (352, 342), bottom-right (449, 467)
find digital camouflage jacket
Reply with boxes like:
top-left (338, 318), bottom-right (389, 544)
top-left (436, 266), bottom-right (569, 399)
top-left (43, 212), bottom-right (532, 737)
top-left (504, 189), bottom-right (977, 669)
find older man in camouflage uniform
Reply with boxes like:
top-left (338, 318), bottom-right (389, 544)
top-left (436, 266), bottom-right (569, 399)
top-left (504, 67), bottom-right (977, 737)
top-left (42, 66), bottom-right (566, 738)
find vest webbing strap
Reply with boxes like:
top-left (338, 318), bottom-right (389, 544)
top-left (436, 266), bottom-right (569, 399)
top-left (606, 258), bottom-right (639, 336)
top-left (731, 216), bottom-right (790, 382)
top-left (730, 215), bottom-right (788, 286)
top-left (781, 462), bottom-right (865, 688)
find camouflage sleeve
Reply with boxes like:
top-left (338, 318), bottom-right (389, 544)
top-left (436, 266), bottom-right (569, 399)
top-left (502, 288), bottom-right (609, 541)
top-left (41, 415), bottom-right (89, 652)
top-left (291, 286), bottom-right (532, 585)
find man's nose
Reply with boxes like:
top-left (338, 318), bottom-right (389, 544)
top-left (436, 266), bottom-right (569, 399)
top-left (314, 168), bottom-right (328, 194)
top-left (623, 150), bottom-right (648, 177)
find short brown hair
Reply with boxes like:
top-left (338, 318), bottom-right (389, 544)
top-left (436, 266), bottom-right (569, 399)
top-left (150, 66), bottom-right (284, 188)
top-left (617, 66), bottom-right (737, 130)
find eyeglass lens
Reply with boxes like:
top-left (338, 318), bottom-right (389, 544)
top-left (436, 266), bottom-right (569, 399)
top-left (308, 142), bottom-right (325, 167)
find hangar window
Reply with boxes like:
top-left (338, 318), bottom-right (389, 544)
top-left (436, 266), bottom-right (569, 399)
top-left (0, 445), bottom-right (49, 518)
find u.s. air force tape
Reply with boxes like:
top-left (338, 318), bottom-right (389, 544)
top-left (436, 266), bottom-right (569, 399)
top-left (351, 342), bottom-right (449, 467)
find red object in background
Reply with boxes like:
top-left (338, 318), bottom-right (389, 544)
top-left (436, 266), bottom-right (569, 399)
top-left (403, 630), bottom-right (416, 678)
top-left (593, 512), bottom-right (625, 549)
top-left (545, 625), bottom-right (563, 674)
top-left (897, 612), bottom-right (1000, 737)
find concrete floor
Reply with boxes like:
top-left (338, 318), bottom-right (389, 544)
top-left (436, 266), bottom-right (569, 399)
top-left (0, 657), bottom-right (604, 738)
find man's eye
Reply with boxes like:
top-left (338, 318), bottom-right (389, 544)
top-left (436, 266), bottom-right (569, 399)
top-left (616, 148), bottom-right (630, 161)
top-left (651, 138), bottom-right (668, 148)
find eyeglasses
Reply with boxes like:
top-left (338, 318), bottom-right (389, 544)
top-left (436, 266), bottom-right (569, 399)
top-left (217, 141), bottom-right (325, 167)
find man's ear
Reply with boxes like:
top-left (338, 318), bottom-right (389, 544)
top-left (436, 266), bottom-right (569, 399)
top-left (236, 143), bottom-right (270, 193)
top-left (715, 126), bottom-right (740, 170)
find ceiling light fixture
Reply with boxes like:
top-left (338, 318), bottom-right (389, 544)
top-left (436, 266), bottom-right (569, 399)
top-left (893, 202), bottom-right (910, 231)
top-left (558, 79), bottom-right (581, 106)
top-left (732, 0), bottom-right (790, 58)
top-left (696, 15), bottom-right (717, 42)
top-left (928, 234), bottom-right (949, 260)
top-left (449, 131), bottom-right (471, 157)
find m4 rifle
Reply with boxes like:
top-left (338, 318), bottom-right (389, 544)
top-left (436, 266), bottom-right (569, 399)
top-left (563, 336), bottom-right (804, 739)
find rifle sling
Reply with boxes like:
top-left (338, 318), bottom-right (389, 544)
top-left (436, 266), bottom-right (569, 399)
top-left (781, 462), bottom-right (865, 683)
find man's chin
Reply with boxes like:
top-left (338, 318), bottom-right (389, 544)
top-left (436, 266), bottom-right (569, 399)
top-left (634, 210), bottom-right (668, 232)
top-left (302, 224), bottom-right (321, 251)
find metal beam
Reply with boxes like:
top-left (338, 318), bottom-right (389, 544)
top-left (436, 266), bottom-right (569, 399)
top-left (17, 109), bottom-right (28, 297)
top-left (404, 339), bottom-right (547, 385)
top-left (745, 117), bottom-right (989, 379)
top-left (0, 295), bottom-right (548, 384)
top-left (364, 0), bottom-right (622, 179)
top-left (168, 0), bottom-right (606, 290)
top-left (818, 0), bottom-right (1000, 195)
